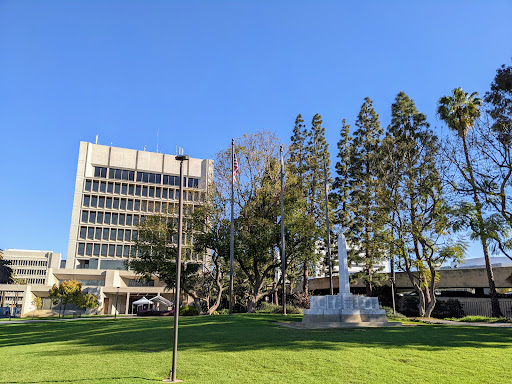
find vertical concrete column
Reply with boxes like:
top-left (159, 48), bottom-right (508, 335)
top-left (125, 292), bottom-right (130, 314)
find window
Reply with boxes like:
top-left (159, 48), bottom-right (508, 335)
top-left (113, 198), bottom-right (119, 209)
top-left (120, 199), bottom-right (126, 210)
top-left (117, 229), bottom-right (124, 241)
top-left (100, 181), bottom-right (106, 193)
top-left (109, 168), bottom-right (135, 181)
top-left (89, 212), bottom-right (96, 223)
top-left (128, 184), bottom-right (134, 195)
top-left (137, 171), bottom-right (161, 184)
top-left (141, 201), bottom-right (147, 211)
top-left (104, 213), bottom-right (111, 225)
top-left (126, 214), bottom-right (132, 226)
top-left (91, 196), bottom-right (97, 207)
top-left (134, 200), bottom-right (140, 211)
top-left (83, 195), bottom-right (90, 207)
top-left (123, 245), bottom-right (130, 257)
top-left (188, 178), bottom-right (199, 188)
top-left (162, 189), bottom-right (167, 199)
top-left (156, 188), bottom-right (161, 198)
top-left (106, 197), bottom-right (112, 209)
top-left (127, 199), bottom-right (133, 210)
top-left (142, 186), bottom-right (148, 197)
top-left (95, 228), bottom-right (102, 240)
top-left (169, 189), bottom-right (174, 199)
top-left (149, 187), bottom-right (155, 197)
top-left (78, 243), bottom-right (85, 255)
top-left (107, 182), bottom-right (113, 194)
top-left (125, 230), bottom-right (131, 241)
top-left (92, 181), bottom-right (99, 192)
top-left (97, 212), bottom-right (103, 224)
top-left (163, 175), bottom-right (179, 186)
top-left (85, 180), bottom-right (91, 191)
top-left (119, 214), bottom-right (125, 226)
top-left (114, 183), bottom-right (120, 194)
top-left (110, 228), bottom-right (116, 241)
top-left (108, 245), bottom-right (115, 256)
top-left (86, 243), bottom-right (93, 256)
top-left (101, 244), bottom-right (108, 256)
top-left (98, 196), bottom-right (105, 208)
top-left (133, 215), bottom-right (139, 226)
top-left (116, 245), bottom-right (123, 257)
top-left (94, 167), bottom-right (107, 178)
top-left (148, 201), bottom-right (153, 212)
top-left (155, 202), bottom-right (161, 213)
top-left (93, 244), bottom-right (100, 256)
top-left (112, 213), bottom-right (118, 225)
top-left (79, 227), bottom-right (86, 239)
top-left (121, 184), bottom-right (127, 195)
top-left (135, 185), bottom-right (141, 196)
top-left (102, 229), bottom-right (109, 240)
top-left (87, 227), bottom-right (94, 239)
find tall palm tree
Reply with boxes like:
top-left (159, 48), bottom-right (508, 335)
top-left (438, 87), bottom-right (503, 318)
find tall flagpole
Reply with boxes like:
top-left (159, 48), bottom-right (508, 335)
top-left (280, 144), bottom-right (287, 316)
top-left (229, 139), bottom-right (235, 315)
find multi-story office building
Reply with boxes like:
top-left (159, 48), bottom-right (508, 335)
top-left (1, 249), bottom-right (61, 285)
top-left (66, 141), bottom-right (213, 270)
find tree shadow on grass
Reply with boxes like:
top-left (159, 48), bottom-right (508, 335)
top-left (2, 315), bottom-right (511, 356)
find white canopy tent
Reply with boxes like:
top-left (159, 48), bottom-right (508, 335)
top-left (132, 297), bottom-right (154, 313)
top-left (150, 295), bottom-right (173, 310)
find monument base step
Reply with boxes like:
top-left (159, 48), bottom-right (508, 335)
top-left (282, 321), bottom-right (402, 329)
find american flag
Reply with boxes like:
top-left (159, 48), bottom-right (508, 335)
top-left (233, 152), bottom-right (240, 183)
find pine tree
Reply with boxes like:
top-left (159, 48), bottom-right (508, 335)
top-left (332, 119), bottom-right (352, 229)
top-left (348, 97), bottom-right (386, 296)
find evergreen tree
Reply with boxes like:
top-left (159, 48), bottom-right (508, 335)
top-left (348, 97), bottom-right (386, 296)
top-left (332, 119), bottom-right (352, 229)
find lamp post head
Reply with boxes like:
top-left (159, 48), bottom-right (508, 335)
top-left (175, 155), bottom-right (189, 161)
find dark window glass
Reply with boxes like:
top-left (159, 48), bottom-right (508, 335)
top-left (142, 186), bottom-right (148, 197)
top-left (162, 189), bottom-right (167, 199)
top-left (116, 245), bottom-right (123, 257)
top-left (115, 169), bottom-right (122, 179)
top-left (150, 187), bottom-right (156, 197)
top-left (126, 214), bottom-right (132, 226)
top-left (109, 169), bottom-right (115, 178)
top-left (78, 243), bottom-right (85, 255)
top-left (95, 228), bottom-right (102, 240)
top-left (110, 228), bottom-right (116, 241)
top-left (87, 227), bottom-right (94, 239)
top-left (127, 199), bottom-right (133, 210)
top-left (98, 196), bottom-right (105, 208)
top-left (106, 197), bottom-right (112, 209)
top-left (102, 229), bottom-right (109, 240)
top-left (86, 243), bottom-right (93, 256)
top-left (128, 184), bottom-right (134, 195)
top-left (109, 245), bottom-right (115, 256)
top-left (120, 199), bottom-right (126, 210)
top-left (100, 181), bottom-right (106, 193)
top-left (141, 201), bottom-right (147, 211)
top-left (169, 189), bottom-right (174, 199)
top-left (83, 195), bottom-right (90, 207)
top-left (107, 182), bottom-right (113, 193)
top-left (155, 202), bottom-right (161, 213)
top-left (92, 181), bottom-right (99, 192)
top-left (121, 184), bottom-right (127, 194)
top-left (130, 171), bottom-right (135, 181)
top-left (125, 230), bottom-right (131, 241)
top-left (113, 198), bottom-right (119, 209)
top-left (137, 172), bottom-right (143, 182)
top-left (91, 196), bottom-right (97, 207)
top-left (119, 214), bottom-right (125, 225)
top-left (81, 211), bottom-right (88, 223)
top-left (133, 216), bottom-right (139, 226)
top-left (85, 180), bottom-right (91, 191)
top-left (132, 230), bottom-right (137, 240)
top-left (148, 201), bottom-right (153, 212)
top-left (123, 245), bottom-right (130, 257)
top-left (117, 229), bottom-right (124, 241)
top-left (143, 173), bottom-right (149, 183)
top-left (156, 188), bottom-right (161, 198)
top-left (101, 244), bottom-right (108, 256)
top-left (149, 173), bottom-right (155, 183)
top-left (95, 167), bottom-right (101, 177)
top-left (114, 183), bottom-right (120, 194)
top-left (163, 175), bottom-right (169, 185)
top-left (89, 212), bottom-right (96, 223)
top-left (79, 227), bottom-right (86, 239)
top-left (135, 185), bottom-right (141, 196)
top-left (97, 212), bottom-right (103, 224)
top-left (112, 213), bottom-right (118, 225)
top-left (104, 213), bottom-right (111, 225)
top-left (156, 174), bottom-right (161, 183)
top-left (134, 200), bottom-right (140, 210)
top-left (93, 244), bottom-right (100, 256)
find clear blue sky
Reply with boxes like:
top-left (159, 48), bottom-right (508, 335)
top-left (1, 1), bottom-right (511, 260)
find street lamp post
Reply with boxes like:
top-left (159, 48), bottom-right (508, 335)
top-left (164, 154), bottom-right (189, 383)
top-left (115, 286), bottom-right (119, 320)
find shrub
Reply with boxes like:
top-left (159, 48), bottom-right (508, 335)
top-left (381, 306), bottom-right (407, 319)
top-left (218, 308), bottom-right (229, 315)
top-left (256, 302), bottom-right (303, 314)
top-left (179, 305), bottom-right (198, 316)
top-left (211, 311), bottom-right (220, 316)
top-left (137, 310), bottom-right (173, 317)
top-left (445, 316), bottom-right (510, 323)
top-left (432, 299), bottom-right (465, 319)
top-left (291, 292), bottom-right (310, 309)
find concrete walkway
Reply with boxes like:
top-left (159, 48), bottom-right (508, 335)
top-left (413, 317), bottom-right (512, 328)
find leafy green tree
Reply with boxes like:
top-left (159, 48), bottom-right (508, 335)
top-left (332, 119), bottom-right (352, 230)
top-left (438, 87), bottom-right (503, 317)
top-left (379, 92), bottom-right (464, 317)
top-left (49, 280), bottom-right (86, 318)
top-left (31, 296), bottom-right (43, 319)
top-left (347, 97), bottom-right (387, 296)
top-left (0, 255), bottom-right (13, 284)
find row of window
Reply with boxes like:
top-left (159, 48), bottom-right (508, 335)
top-left (93, 166), bottom-right (200, 187)
top-left (80, 207), bottom-right (195, 227)
top-left (12, 268), bottom-right (46, 276)
top-left (84, 180), bottom-right (204, 200)
top-left (79, 226), bottom-right (138, 242)
top-left (5, 259), bottom-right (47, 267)
top-left (83, 196), bottom-right (198, 214)
top-left (78, 243), bottom-right (135, 257)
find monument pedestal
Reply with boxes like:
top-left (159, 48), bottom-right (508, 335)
top-left (301, 234), bottom-right (400, 328)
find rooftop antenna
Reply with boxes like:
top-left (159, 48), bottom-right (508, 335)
top-left (95, 135), bottom-right (98, 144)
top-left (176, 146), bottom-right (184, 156)
top-left (156, 129), bottom-right (159, 153)
top-left (144, 145), bottom-right (147, 151)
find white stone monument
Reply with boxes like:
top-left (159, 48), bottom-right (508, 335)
top-left (302, 233), bottom-right (398, 327)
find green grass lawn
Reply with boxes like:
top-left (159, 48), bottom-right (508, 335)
top-left (1, 315), bottom-right (511, 384)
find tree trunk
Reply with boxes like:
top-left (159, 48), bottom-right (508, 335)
top-left (302, 265), bottom-right (309, 294)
